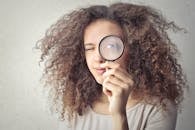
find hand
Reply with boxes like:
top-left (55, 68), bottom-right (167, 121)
top-left (100, 61), bottom-right (134, 115)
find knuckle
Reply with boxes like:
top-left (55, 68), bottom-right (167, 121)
top-left (109, 75), bottom-right (114, 80)
top-left (106, 76), bottom-right (111, 82)
top-left (124, 84), bottom-right (129, 88)
top-left (107, 76), bottom-right (111, 80)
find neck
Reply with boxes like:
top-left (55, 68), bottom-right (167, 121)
top-left (97, 92), bottom-right (109, 103)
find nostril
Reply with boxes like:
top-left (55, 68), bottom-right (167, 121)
top-left (100, 59), bottom-right (105, 63)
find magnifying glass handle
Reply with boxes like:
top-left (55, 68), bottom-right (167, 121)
top-left (105, 61), bottom-right (110, 72)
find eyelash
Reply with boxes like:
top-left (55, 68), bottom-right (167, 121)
top-left (85, 47), bottom-right (95, 51)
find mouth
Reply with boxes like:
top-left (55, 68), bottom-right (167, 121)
top-left (95, 68), bottom-right (106, 74)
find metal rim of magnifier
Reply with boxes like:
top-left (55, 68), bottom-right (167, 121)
top-left (98, 35), bottom-right (125, 61)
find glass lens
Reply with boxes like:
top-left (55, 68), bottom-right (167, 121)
top-left (99, 35), bottom-right (124, 61)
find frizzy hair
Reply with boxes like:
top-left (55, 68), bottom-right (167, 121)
top-left (35, 2), bottom-right (188, 121)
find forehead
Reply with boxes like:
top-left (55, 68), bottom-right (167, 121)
top-left (84, 19), bottom-right (123, 45)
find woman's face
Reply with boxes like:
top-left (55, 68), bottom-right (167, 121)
top-left (84, 19), bottom-right (129, 84)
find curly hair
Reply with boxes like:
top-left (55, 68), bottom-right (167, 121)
top-left (36, 2), bottom-right (188, 121)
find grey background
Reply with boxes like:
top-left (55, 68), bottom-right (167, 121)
top-left (0, 0), bottom-right (194, 129)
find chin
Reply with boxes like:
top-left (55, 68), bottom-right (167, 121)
top-left (90, 70), bottom-right (104, 85)
top-left (94, 76), bottom-right (103, 85)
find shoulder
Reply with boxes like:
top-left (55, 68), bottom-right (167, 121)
top-left (126, 99), bottom-right (176, 117)
top-left (126, 99), bottom-right (177, 130)
top-left (144, 99), bottom-right (177, 130)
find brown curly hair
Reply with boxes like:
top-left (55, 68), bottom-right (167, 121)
top-left (35, 2), bottom-right (188, 121)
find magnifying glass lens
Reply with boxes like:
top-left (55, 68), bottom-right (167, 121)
top-left (99, 35), bottom-right (124, 61)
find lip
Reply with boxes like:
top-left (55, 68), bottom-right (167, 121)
top-left (95, 68), bottom-right (106, 74)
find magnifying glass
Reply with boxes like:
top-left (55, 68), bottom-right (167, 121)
top-left (99, 35), bottom-right (124, 61)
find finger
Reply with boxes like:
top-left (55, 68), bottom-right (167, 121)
top-left (103, 78), bottom-right (123, 96)
top-left (103, 68), bottom-right (123, 79)
top-left (103, 81), bottom-right (123, 97)
top-left (103, 68), bottom-right (133, 86)
top-left (104, 75), bottom-right (127, 89)
top-left (101, 61), bottom-right (134, 87)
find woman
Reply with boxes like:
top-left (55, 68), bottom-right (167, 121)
top-left (36, 2), bottom-right (188, 130)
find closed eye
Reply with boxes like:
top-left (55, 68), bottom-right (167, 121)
top-left (85, 47), bottom-right (95, 51)
top-left (84, 43), bottom-right (95, 51)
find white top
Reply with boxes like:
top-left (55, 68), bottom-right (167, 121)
top-left (58, 102), bottom-right (177, 130)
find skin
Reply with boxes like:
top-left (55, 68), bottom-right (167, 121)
top-left (84, 19), bottom-right (136, 130)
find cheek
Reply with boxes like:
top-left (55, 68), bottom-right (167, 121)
top-left (85, 54), bottom-right (93, 69)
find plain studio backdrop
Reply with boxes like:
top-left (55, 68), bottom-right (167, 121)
top-left (0, 0), bottom-right (194, 129)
